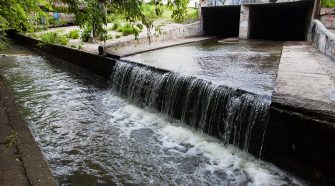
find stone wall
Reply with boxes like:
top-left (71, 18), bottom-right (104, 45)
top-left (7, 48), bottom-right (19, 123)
top-left (320, 8), bottom-right (335, 29)
top-left (105, 22), bottom-right (203, 49)
top-left (309, 19), bottom-right (335, 60)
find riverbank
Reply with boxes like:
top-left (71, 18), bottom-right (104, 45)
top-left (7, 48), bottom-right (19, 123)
top-left (0, 75), bottom-right (57, 185)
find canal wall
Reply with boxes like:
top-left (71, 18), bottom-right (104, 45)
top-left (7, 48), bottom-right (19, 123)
top-left (320, 8), bottom-right (335, 29)
top-left (0, 75), bottom-right (58, 186)
top-left (309, 19), bottom-right (335, 60)
top-left (104, 22), bottom-right (203, 51)
top-left (267, 41), bottom-right (335, 185)
top-left (11, 34), bottom-right (116, 79)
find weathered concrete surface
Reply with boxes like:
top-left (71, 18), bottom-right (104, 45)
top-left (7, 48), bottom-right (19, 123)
top-left (239, 5), bottom-right (250, 39)
top-left (320, 8), bottom-right (335, 29)
top-left (105, 36), bottom-right (212, 57)
top-left (263, 42), bottom-right (335, 184)
top-left (0, 76), bottom-right (58, 186)
top-left (273, 42), bottom-right (335, 116)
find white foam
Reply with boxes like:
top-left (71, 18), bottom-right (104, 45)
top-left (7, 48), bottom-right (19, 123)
top-left (102, 95), bottom-right (305, 185)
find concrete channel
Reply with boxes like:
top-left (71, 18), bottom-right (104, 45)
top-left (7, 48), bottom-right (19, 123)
top-left (9, 28), bottom-right (335, 184)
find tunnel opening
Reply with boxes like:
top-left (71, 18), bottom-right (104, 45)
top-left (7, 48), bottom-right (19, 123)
top-left (248, 1), bottom-right (314, 41)
top-left (202, 6), bottom-right (241, 38)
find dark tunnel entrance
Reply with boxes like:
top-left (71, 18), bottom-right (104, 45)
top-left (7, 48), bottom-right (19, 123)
top-left (202, 6), bottom-right (241, 38)
top-left (248, 1), bottom-right (314, 41)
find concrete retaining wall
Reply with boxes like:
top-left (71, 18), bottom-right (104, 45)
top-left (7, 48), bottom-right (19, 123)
top-left (320, 8), bottom-right (335, 29)
top-left (11, 34), bottom-right (116, 79)
top-left (264, 103), bottom-right (335, 185)
top-left (105, 22), bottom-right (203, 49)
top-left (309, 19), bottom-right (335, 60)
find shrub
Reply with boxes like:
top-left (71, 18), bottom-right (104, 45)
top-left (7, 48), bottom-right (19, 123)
top-left (81, 27), bottom-right (92, 42)
top-left (112, 22), bottom-right (120, 30)
top-left (321, 0), bottom-right (335, 7)
top-left (107, 34), bottom-right (113, 40)
top-left (68, 29), bottom-right (80, 39)
top-left (0, 37), bottom-right (8, 51)
top-left (118, 23), bottom-right (141, 36)
top-left (39, 32), bottom-right (69, 46)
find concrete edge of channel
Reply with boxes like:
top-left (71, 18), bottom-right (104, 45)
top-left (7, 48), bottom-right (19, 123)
top-left (0, 75), bottom-right (58, 186)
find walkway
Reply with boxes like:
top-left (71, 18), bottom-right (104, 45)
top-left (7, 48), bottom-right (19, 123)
top-left (0, 76), bottom-right (57, 185)
top-left (273, 41), bottom-right (335, 119)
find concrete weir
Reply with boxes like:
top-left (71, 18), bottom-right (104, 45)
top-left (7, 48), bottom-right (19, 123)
top-left (8, 0), bottom-right (335, 182)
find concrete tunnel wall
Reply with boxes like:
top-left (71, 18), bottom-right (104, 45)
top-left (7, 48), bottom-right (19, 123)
top-left (201, 6), bottom-right (241, 38)
top-left (247, 1), bottom-right (314, 41)
top-left (201, 1), bottom-right (315, 41)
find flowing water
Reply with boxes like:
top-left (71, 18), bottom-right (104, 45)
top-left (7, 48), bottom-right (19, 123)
top-left (123, 39), bottom-right (282, 96)
top-left (0, 44), bottom-right (305, 185)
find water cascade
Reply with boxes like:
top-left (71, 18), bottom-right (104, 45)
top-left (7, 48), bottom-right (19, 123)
top-left (111, 60), bottom-right (270, 155)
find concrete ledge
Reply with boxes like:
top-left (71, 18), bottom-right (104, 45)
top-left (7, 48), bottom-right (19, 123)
top-left (309, 19), bottom-right (335, 60)
top-left (0, 76), bottom-right (58, 186)
top-left (265, 41), bottom-right (335, 184)
top-left (106, 37), bottom-right (212, 57)
top-left (10, 34), bottom-right (116, 79)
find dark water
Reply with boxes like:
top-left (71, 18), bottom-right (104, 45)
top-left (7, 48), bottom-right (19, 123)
top-left (123, 39), bottom-right (282, 96)
top-left (0, 45), bottom-right (305, 185)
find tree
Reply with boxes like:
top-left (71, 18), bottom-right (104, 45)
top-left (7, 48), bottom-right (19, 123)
top-left (62, 0), bottom-right (190, 42)
top-left (0, 0), bottom-right (190, 49)
top-left (0, 0), bottom-right (49, 50)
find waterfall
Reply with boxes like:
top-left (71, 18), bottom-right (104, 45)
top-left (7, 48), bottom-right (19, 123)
top-left (111, 60), bottom-right (270, 155)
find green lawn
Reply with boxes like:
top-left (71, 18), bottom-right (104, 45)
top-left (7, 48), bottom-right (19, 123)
top-left (321, 0), bottom-right (335, 8)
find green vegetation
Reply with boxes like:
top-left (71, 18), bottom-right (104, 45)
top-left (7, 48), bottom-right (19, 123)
top-left (321, 0), bottom-right (335, 7)
top-left (0, 0), bottom-right (49, 50)
top-left (81, 26), bottom-right (93, 42)
top-left (0, 37), bottom-right (8, 51)
top-left (6, 130), bottom-right (17, 148)
top-left (0, 0), bottom-right (192, 48)
top-left (65, 0), bottom-right (191, 42)
top-left (67, 29), bottom-right (80, 39)
top-left (39, 32), bottom-right (69, 46)
top-left (117, 23), bottom-right (142, 36)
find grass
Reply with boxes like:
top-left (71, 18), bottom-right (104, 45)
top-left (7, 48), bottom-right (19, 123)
top-left (321, 0), bottom-right (335, 8)
top-left (107, 3), bottom-right (199, 25)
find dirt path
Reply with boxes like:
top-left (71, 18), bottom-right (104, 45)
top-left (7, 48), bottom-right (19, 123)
top-left (0, 75), bottom-right (57, 186)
